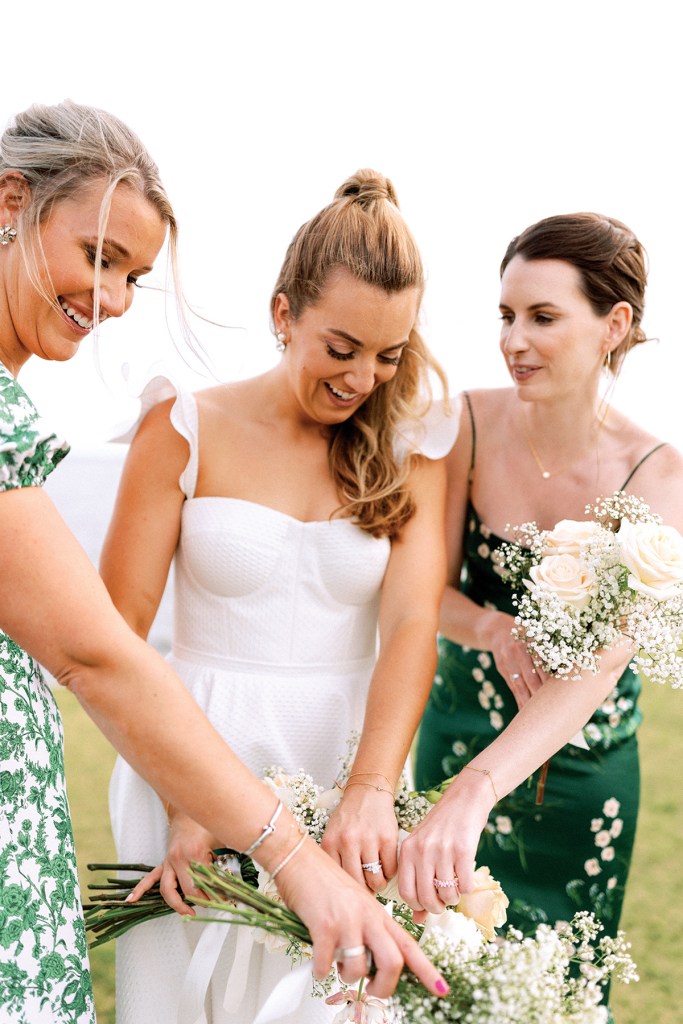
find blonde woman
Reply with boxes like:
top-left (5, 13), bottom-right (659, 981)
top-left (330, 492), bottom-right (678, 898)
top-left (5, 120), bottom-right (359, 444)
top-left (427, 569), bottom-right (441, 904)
top-left (102, 170), bottom-right (457, 1023)
top-left (0, 105), bottom-right (447, 1024)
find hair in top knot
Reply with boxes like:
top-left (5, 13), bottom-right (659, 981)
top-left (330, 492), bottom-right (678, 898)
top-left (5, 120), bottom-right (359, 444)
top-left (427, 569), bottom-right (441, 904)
top-left (335, 169), bottom-right (399, 208)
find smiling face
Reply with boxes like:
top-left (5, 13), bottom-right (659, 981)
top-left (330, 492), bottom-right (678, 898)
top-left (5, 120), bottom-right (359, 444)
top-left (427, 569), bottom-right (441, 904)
top-left (0, 176), bottom-right (167, 374)
top-left (273, 267), bottom-right (420, 425)
top-left (498, 256), bottom-right (627, 402)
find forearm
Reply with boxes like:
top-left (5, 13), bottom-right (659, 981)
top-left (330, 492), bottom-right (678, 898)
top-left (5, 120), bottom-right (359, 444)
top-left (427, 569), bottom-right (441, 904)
top-left (445, 644), bottom-right (632, 802)
top-left (351, 619), bottom-right (439, 786)
top-left (439, 583), bottom-right (511, 652)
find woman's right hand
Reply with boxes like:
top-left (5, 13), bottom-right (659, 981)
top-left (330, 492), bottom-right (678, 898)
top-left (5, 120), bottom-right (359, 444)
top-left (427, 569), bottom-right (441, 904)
top-left (481, 608), bottom-right (546, 708)
top-left (124, 811), bottom-right (217, 917)
top-left (274, 837), bottom-right (448, 999)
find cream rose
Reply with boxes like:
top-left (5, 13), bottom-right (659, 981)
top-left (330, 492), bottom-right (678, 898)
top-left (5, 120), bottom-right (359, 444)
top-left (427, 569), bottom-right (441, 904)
top-left (527, 554), bottom-right (598, 610)
top-left (419, 908), bottom-right (484, 954)
top-left (542, 519), bottom-right (603, 556)
top-left (454, 865), bottom-right (509, 940)
top-left (617, 517), bottom-right (683, 600)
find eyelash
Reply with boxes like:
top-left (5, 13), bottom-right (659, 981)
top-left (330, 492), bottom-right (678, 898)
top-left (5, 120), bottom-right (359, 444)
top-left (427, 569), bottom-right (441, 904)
top-left (499, 313), bottom-right (554, 326)
top-left (325, 345), bottom-right (401, 366)
top-left (85, 247), bottom-right (140, 286)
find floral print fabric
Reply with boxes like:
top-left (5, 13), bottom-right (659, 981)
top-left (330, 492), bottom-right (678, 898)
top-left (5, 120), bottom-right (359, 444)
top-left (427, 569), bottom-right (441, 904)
top-left (415, 504), bottom-right (640, 944)
top-left (0, 362), bottom-right (94, 1022)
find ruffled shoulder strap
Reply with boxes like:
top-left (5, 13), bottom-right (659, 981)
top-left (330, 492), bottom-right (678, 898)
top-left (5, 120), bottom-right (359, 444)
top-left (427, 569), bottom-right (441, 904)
top-left (394, 395), bottom-right (461, 463)
top-left (112, 375), bottom-right (199, 499)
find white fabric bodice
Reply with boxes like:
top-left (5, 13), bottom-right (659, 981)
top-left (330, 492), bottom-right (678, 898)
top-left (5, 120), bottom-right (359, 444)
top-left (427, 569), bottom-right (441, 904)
top-left (173, 499), bottom-right (389, 668)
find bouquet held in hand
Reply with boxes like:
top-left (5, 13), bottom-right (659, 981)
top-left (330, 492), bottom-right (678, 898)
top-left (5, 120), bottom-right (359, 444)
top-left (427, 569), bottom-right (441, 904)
top-left (500, 492), bottom-right (683, 685)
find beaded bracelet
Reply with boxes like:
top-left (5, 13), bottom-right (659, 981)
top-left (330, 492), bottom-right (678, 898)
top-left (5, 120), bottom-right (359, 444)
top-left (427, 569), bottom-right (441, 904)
top-left (267, 834), bottom-right (306, 883)
top-left (243, 799), bottom-right (284, 857)
top-left (463, 765), bottom-right (499, 803)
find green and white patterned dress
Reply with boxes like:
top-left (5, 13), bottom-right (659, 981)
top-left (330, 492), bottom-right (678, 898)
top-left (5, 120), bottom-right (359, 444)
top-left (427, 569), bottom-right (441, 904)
top-left (0, 361), bottom-right (95, 1023)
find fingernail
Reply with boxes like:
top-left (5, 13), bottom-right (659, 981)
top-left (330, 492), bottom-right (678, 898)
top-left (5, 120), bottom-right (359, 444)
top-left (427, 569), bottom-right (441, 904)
top-left (435, 978), bottom-right (449, 995)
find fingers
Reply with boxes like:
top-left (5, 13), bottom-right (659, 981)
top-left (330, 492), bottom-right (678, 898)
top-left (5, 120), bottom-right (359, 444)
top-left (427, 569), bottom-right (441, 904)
top-left (125, 864), bottom-right (162, 904)
top-left (159, 861), bottom-right (195, 916)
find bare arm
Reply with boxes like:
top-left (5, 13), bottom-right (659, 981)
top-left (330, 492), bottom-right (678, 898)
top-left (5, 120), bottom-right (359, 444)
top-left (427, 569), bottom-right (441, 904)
top-left (322, 455), bottom-right (447, 887)
top-left (0, 483), bottom-right (447, 997)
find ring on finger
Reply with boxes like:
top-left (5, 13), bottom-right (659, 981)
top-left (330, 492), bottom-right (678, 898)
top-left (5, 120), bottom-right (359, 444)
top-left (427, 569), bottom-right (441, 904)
top-left (334, 944), bottom-right (374, 974)
top-left (511, 673), bottom-right (520, 680)
top-left (361, 860), bottom-right (382, 874)
top-left (433, 877), bottom-right (459, 889)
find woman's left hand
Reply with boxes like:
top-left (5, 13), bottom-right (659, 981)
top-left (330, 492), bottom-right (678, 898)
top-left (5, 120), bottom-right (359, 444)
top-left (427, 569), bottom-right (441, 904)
top-left (321, 783), bottom-right (399, 893)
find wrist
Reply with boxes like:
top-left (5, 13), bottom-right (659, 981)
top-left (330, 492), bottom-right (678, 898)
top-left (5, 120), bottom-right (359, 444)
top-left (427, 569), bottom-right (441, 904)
top-left (478, 608), bottom-right (509, 652)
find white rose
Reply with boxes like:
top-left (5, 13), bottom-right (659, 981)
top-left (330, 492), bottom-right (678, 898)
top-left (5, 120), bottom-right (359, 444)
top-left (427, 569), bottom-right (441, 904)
top-left (542, 520), bottom-right (603, 556)
top-left (527, 554), bottom-right (598, 610)
top-left (617, 517), bottom-right (683, 601)
top-left (419, 909), bottom-right (484, 954)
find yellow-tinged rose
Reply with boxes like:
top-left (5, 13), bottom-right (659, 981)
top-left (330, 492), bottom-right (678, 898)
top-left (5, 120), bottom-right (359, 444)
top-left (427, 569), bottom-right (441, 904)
top-left (617, 518), bottom-right (683, 600)
top-left (455, 865), bottom-right (509, 940)
top-left (527, 554), bottom-right (598, 610)
top-left (542, 519), bottom-right (603, 556)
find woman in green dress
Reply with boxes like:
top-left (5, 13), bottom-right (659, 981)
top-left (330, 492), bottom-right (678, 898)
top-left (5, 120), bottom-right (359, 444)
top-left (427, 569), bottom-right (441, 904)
top-left (0, 100), bottom-right (445, 1022)
top-left (398, 214), bottom-right (683, 974)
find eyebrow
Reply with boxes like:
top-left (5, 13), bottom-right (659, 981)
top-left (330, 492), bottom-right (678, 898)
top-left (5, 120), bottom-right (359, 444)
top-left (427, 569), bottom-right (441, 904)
top-left (499, 301), bottom-right (563, 311)
top-left (327, 328), bottom-right (409, 350)
top-left (89, 236), bottom-right (155, 273)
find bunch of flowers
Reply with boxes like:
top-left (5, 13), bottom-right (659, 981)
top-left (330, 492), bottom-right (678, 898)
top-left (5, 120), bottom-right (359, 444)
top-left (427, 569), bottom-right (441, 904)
top-left (499, 491), bottom-right (683, 685)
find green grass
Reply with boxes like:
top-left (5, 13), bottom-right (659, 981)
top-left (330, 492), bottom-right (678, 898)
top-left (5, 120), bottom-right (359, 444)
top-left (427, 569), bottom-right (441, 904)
top-left (55, 682), bottom-right (683, 1024)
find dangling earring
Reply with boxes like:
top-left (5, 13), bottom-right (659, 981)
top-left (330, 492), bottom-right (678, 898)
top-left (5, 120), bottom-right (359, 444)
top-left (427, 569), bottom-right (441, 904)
top-left (276, 331), bottom-right (286, 352)
top-left (0, 225), bottom-right (17, 245)
top-left (605, 350), bottom-right (612, 371)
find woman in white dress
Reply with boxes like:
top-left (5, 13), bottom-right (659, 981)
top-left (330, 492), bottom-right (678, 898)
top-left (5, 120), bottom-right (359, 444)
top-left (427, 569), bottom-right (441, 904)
top-left (102, 170), bottom-right (457, 1023)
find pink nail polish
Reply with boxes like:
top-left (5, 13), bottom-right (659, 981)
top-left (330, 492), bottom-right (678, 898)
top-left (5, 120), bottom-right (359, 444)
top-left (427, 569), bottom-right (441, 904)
top-left (435, 978), bottom-right (449, 995)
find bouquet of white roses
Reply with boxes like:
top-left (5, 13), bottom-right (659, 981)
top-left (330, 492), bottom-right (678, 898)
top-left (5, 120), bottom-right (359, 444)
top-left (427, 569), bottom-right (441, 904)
top-left (499, 492), bottom-right (683, 686)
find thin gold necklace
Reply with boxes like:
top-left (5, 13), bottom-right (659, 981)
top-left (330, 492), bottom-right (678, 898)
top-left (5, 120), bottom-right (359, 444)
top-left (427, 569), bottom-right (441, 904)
top-left (522, 416), bottom-right (604, 480)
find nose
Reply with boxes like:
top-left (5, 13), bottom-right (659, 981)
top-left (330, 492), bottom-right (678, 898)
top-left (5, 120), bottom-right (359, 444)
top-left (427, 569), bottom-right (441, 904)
top-left (98, 276), bottom-right (131, 320)
top-left (343, 358), bottom-right (376, 395)
top-left (500, 318), bottom-right (528, 354)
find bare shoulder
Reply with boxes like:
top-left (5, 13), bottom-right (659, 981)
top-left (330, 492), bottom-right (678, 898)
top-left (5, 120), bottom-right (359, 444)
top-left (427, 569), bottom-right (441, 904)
top-left (620, 430), bottom-right (683, 528)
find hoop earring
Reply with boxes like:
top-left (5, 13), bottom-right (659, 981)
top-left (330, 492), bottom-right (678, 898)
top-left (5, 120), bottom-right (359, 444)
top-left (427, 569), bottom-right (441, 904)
top-left (0, 225), bottom-right (17, 245)
top-left (605, 350), bottom-right (612, 370)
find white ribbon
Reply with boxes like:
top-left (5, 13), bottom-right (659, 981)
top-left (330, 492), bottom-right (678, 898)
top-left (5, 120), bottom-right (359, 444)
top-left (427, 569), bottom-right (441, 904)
top-left (177, 918), bottom-right (232, 1024)
top-left (222, 926), bottom-right (257, 1012)
top-left (253, 961), bottom-right (314, 1024)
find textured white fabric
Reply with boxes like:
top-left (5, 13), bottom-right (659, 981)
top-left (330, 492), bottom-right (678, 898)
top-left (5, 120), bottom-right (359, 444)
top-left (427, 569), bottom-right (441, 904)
top-left (109, 382), bottom-right (459, 1024)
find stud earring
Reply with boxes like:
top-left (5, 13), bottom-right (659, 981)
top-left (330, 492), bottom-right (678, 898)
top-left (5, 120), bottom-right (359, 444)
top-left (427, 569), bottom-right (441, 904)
top-left (0, 225), bottom-right (17, 245)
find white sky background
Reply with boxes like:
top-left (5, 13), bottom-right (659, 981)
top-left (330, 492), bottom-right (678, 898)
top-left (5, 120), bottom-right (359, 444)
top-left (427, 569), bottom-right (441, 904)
top-left (6, 0), bottom-right (683, 453)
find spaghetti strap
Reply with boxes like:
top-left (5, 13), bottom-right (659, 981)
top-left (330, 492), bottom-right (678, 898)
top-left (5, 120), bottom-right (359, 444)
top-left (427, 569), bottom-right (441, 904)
top-left (620, 442), bottom-right (667, 490)
top-left (463, 391), bottom-right (476, 480)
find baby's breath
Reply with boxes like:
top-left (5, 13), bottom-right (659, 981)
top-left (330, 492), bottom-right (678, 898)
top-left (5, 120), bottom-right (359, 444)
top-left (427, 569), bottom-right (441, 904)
top-left (500, 493), bottom-right (683, 686)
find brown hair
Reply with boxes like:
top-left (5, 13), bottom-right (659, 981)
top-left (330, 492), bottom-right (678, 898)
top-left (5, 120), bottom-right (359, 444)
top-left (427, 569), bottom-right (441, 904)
top-left (271, 169), bottom-right (447, 539)
top-left (500, 213), bottom-right (648, 374)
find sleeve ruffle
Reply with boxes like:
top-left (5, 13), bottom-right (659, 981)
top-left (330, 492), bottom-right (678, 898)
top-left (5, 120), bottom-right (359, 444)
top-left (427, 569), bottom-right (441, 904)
top-left (393, 395), bottom-right (461, 463)
top-left (111, 375), bottom-right (199, 499)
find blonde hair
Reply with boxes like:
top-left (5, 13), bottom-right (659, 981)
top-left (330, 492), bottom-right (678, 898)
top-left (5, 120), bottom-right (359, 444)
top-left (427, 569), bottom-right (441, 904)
top-left (0, 99), bottom-right (182, 332)
top-left (271, 169), bottom-right (447, 539)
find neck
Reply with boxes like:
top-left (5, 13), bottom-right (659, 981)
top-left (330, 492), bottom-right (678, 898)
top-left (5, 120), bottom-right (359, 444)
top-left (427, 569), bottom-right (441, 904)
top-left (519, 392), bottom-right (608, 480)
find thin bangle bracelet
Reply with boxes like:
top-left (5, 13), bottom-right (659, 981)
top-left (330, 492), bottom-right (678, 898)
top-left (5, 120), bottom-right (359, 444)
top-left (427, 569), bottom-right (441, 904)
top-left (243, 799), bottom-right (284, 857)
top-left (462, 765), bottom-right (499, 803)
top-left (268, 835), bottom-right (306, 882)
top-left (346, 771), bottom-right (393, 789)
top-left (343, 781), bottom-right (393, 795)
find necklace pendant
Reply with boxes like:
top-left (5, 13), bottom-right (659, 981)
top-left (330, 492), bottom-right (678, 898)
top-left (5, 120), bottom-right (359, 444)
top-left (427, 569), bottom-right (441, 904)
top-left (542, 470), bottom-right (551, 479)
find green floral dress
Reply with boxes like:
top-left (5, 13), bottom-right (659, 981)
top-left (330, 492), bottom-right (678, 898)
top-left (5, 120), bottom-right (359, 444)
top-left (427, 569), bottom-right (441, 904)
top-left (0, 362), bottom-right (95, 1023)
top-left (416, 397), bottom-right (647, 968)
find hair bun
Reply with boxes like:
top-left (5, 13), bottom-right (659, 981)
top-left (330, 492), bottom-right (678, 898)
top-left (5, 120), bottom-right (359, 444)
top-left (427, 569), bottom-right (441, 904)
top-left (335, 168), bottom-right (399, 208)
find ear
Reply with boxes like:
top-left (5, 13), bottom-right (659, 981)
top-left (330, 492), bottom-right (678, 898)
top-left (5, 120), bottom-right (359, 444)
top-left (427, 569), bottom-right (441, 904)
top-left (272, 292), bottom-right (291, 334)
top-left (0, 172), bottom-right (32, 223)
top-left (604, 301), bottom-right (632, 352)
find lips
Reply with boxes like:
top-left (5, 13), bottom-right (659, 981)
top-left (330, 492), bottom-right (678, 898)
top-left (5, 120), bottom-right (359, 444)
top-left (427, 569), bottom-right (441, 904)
top-left (510, 364), bottom-right (541, 382)
top-left (325, 382), bottom-right (359, 402)
top-left (59, 297), bottom-right (94, 331)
